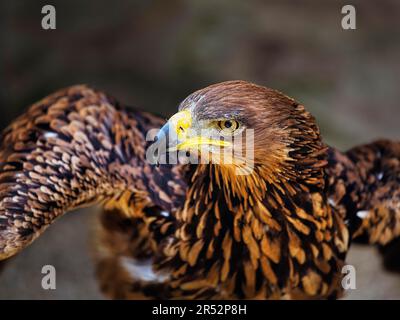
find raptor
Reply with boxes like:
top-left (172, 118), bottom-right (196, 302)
top-left (0, 81), bottom-right (399, 299)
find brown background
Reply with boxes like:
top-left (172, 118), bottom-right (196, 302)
top-left (0, 0), bottom-right (399, 299)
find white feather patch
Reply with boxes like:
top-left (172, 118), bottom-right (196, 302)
top-left (356, 210), bottom-right (369, 219)
top-left (120, 256), bottom-right (168, 283)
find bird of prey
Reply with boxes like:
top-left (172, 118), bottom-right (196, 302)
top-left (0, 81), bottom-right (399, 299)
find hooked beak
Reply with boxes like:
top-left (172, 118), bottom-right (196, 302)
top-left (151, 110), bottom-right (231, 163)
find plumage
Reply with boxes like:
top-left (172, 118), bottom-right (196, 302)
top-left (0, 81), bottom-right (399, 299)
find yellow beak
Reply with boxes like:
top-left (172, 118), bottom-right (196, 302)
top-left (155, 110), bottom-right (231, 152)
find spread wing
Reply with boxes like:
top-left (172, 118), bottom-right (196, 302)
top-left (0, 85), bottom-right (186, 260)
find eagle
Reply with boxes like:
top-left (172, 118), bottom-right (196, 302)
top-left (0, 81), bottom-right (399, 299)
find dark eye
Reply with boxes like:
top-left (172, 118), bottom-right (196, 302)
top-left (217, 120), bottom-right (239, 132)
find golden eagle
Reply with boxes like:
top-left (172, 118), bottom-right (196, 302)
top-left (0, 81), bottom-right (399, 299)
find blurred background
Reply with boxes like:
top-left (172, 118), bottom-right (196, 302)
top-left (0, 0), bottom-right (399, 299)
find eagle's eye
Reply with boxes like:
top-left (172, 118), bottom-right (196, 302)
top-left (217, 120), bottom-right (239, 133)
